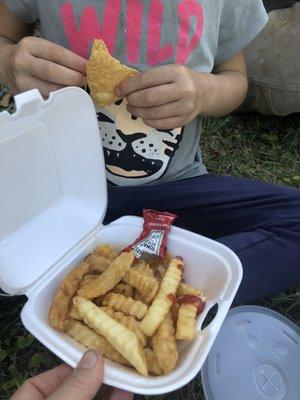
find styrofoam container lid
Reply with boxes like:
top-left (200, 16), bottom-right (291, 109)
top-left (201, 306), bottom-right (300, 400)
top-left (0, 88), bottom-right (107, 295)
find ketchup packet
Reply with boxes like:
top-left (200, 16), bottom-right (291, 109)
top-left (124, 209), bottom-right (177, 259)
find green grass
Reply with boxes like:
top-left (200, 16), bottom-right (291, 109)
top-left (201, 113), bottom-right (300, 187)
top-left (0, 110), bottom-right (299, 399)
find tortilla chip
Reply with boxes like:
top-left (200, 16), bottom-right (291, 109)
top-left (87, 39), bottom-right (138, 107)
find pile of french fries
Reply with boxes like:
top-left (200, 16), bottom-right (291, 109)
top-left (49, 244), bottom-right (206, 376)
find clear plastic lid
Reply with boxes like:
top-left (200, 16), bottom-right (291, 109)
top-left (0, 88), bottom-right (107, 295)
top-left (201, 306), bottom-right (300, 400)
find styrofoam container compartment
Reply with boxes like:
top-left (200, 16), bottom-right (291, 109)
top-left (0, 88), bottom-right (242, 395)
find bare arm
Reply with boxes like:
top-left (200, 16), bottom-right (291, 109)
top-left (197, 51), bottom-right (248, 117)
top-left (199, 51), bottom-right (248, 117)
top-left (0, 0), bottom-right (87, 96)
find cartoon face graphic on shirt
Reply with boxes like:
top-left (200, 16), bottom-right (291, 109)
top-left (96, 99), bottom-right (183, 186)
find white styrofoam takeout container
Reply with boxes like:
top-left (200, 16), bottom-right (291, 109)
top-left (0, 88), bottom-right (243, 395)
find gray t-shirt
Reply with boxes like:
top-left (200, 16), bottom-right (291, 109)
top-left (5, 0), bottom-right (267, 186)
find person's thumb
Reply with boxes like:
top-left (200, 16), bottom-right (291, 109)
top-left (49, 350), bottom-right (104, 400)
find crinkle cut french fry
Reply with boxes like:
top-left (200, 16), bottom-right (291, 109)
top-left (85, 254), bottom-right (111, 273)
top-left (60, 275), bottom-right (97, 324)
top-left (70, 305), bottom-right (82, 321)
top-left (102, 306), bottom-right (147, 347)
top-left (151, 313), bottom-right (178, 374)
top-left (171, 301), bottom-right (180, 325)
top-left (123, 269), bottom-right (158, 304)
top-left (70, 273), bottom-right (100, 321)
top-left (140, 257), bottom-right (183, 337)
top-left (102, 293), bottom-right (148, 320)
top-left (49, 261), bottom-right (90, 331)
top-left (176, 303), bottom-right (198, 340)
top-left (155, 264), bottom-right (166, 281)
top-left (134, 260), bottom-right (154, 277)
top-left (111, 283), bottom-right (134, 298)
top-left (78, 251), bottom-right (134, 299)
top-left (176, 304), bottom-right (197, 341)
top-left (93, 244), bottom-right (117, 260)
top-left (144, 348), bottom-right (163, 375)
top-left (82, 274), bottom-right (98, 285)
top-left (66, 319), bottom-right (129, 365)
top-left (177, 282), bottom-right (206, 300)
top-left (134, 289), bottom-right (144, 302)
top-left (150, 252), bottom-right (172, 269)
top-left (74, 297), bottom-right (148, 376)
top-left (94, 295), bottom-right (105, 306)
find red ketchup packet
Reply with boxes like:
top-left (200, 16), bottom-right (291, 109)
top-left (123, 209), bottom-right (177, 259)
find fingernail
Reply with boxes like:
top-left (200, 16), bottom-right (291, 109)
top-left (115, 87), bottom-right (121, 96)
top-left (78, 350), bottom-right (99, 369)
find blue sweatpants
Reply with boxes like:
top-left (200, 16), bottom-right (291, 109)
top-left (104, 175), bottom-right (300, 304)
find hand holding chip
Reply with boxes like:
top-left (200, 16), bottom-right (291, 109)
top-left (116, 64), bottom-right (209, 130)
top-left (3, 37), bottom-right (87, 97)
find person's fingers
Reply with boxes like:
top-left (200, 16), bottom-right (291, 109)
top-left (127, 100), bottom-right (183, 120)
top-left (26, 36), bottom-right (87, 74)
top-left (109, 388), bottom-right (134, 400)
top-left (48, 350), bottom-right (104, 400)
top-left (126, 83), bottom-right (180, 108)
top-left (14, 74), bottom-right (64, 96)
top-left (27, 56), bottom-right (86, 87)
top-left (117, 65), bottom-right (176, 96)
top-left (10, 364), bottom-right (72, 400)
top-left (143, 116), bottom-right (184, 130)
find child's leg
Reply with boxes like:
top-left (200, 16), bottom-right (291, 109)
top-left (105, 175), bottom-right (300, 303)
